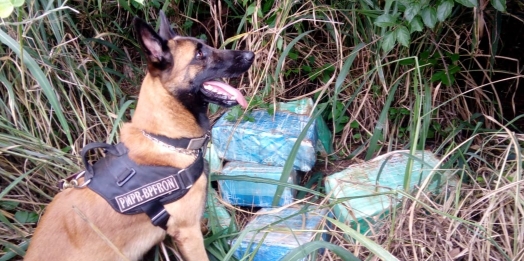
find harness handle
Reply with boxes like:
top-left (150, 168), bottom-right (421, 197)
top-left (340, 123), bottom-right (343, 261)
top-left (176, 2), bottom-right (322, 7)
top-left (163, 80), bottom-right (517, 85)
top-left (81, 142), bottom-right (125, 180)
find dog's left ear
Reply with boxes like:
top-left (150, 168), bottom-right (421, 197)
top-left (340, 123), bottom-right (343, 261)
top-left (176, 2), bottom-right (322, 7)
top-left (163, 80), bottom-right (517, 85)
top-left (159, 10), bottom-right (177, 40)
top-left (134, 16), bottom-right (173, 71)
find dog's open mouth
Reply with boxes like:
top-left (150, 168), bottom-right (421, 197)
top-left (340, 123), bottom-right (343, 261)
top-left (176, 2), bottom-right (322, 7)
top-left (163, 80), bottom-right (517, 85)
top-left (200, 81), bottom-right (248, 108)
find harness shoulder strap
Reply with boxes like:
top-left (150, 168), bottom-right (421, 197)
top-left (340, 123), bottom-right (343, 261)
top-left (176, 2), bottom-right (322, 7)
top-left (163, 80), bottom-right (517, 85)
top-left (80, 142), bottom-right (206, 230)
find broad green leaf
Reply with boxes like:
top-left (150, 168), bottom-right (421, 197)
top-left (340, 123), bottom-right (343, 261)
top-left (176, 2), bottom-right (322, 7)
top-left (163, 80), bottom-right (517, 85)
top-left (0, 201), bottom-right (19, 210)
top-left (131, 0), bottom-right (144, 5)
top-left (421, 7), bottom-right (438, 29)
top-left (374, 13), bottom-right (398, 28)
top-left (490, 0), bottom-right (506, 12)
top-left (404, 2), bottom-right (421, 22)
top-left (246, 3), bottom-right (256, 16)
top-left (409, 16), bottom-right (424, 33)
top-left (0, 1), bottom-right (13, 18)
top-left (14, 211), bottom-right (39, 224)
top-left (382, 31), bottom-right (396, 53)
top-left (431, 70), bottom-right (445, 82)
top-left (442, 73), bottom-right (455, 86)
top-left (10, 0), bottom-right (24, 7)
top-left (449, 53), bottom-right (460, 62)
top-left (455, 0), bottom-right (477, 7)
top-left (395, 26), bottom-right (410, 47)
top-left (437, 0), bottom-right (454, 22)
top-left (276, 36), bottom-right (283, 50)
top-left (449, 64), bottom-right (461, 74)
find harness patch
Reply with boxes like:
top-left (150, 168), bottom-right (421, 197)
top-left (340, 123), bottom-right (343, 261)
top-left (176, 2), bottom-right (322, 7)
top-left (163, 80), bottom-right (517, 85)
top-left (115, 176), bottom-right (179, 212)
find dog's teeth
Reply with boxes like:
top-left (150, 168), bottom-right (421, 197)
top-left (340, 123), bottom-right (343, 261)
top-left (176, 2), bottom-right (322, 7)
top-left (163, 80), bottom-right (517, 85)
top-left (203, 84), bottom-right (213, 90)
top-left (230, 95), bottom-right (236, 100)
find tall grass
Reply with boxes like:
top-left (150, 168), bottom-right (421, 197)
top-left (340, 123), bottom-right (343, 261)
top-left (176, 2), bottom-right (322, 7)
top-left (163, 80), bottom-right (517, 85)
top-left (1, 0), bottom-right (523, 260)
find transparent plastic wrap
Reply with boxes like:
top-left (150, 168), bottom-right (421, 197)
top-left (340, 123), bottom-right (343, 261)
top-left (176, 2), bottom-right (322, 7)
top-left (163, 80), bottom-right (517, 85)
top-left (212, 109), bottom-right (318, 172)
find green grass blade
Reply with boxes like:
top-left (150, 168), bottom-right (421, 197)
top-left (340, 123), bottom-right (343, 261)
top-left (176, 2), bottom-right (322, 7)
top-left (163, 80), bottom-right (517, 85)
top-left (0, 28), bottom-right (72, 145)
top-left (325, 216), bottom-right (399, 261)
top-left (0, 240), bottom-right (28, 261)
top-left (273, 30), bottom-right (313, 80)
top-left (107, 99), bottom-right (135, 143)
top-left (334, 43), bottom-right (366, 95)
top-left (271, 107), bottom-right (326, 206)
top-left (281, 241), bottom-right (360, 261)
top-left (365, 81), bottom-right (400, 160)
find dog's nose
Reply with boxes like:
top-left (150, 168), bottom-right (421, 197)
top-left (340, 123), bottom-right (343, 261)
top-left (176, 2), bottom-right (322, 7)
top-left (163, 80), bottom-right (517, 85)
top-left (242, 51), bottom-right (255, 62)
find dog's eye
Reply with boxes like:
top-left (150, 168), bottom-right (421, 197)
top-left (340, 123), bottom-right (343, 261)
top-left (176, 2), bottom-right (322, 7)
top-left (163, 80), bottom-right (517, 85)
top-left (195, 50), bottom-right (204, 59)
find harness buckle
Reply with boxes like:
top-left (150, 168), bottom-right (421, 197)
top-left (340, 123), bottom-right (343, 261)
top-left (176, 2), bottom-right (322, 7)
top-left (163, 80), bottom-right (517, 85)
top-left (186, 134), bottom-right (209, 150)
top-left (59, 171), bottom-right (91, 190)
top-left (177, 169), bottom-right (193, 189)
top-left (150, 209), bottom-right (170, 229)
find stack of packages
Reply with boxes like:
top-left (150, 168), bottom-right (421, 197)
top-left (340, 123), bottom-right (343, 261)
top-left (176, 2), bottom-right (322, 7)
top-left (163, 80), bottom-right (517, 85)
top-left (206, 98), bottom-right (332, 260)
top-left (205, 99), bottom-right (456, 260)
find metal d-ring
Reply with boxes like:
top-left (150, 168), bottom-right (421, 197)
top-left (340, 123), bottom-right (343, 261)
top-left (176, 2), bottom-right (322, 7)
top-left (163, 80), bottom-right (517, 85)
top-left (66, 170), bottom-right (91, 189)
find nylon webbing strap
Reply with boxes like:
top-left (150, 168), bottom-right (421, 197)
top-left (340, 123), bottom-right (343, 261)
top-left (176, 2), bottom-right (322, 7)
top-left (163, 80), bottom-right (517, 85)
top-left (142, 202), bottom-right (170, 230)
top-left (78, 142), bottom-right (206, 230)
top-left (143, 131), bottom-right (209, 150)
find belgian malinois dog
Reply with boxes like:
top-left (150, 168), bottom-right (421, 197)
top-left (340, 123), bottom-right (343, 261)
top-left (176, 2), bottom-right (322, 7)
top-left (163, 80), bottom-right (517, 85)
top-left (25, 11), bottom-right (253, 261)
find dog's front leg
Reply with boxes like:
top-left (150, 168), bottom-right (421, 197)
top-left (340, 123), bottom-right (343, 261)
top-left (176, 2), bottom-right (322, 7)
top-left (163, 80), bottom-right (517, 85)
top-left (171, 225), bottom-right (209, 261)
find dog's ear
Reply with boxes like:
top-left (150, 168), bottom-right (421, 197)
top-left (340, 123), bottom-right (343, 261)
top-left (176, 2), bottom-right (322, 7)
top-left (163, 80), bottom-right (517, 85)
top-left (134, 17), bottom-right (173, 70)
top-left (158, 10), bottom-right (177, 40)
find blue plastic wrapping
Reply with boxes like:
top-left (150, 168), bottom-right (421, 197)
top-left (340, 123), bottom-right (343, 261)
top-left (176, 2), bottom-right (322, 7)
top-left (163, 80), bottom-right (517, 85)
top-left (218, 161), bottom-right (297, 207)
top-left (212, 109), bottom-right (318, 172)
top-left (233, 207), bottom-right (328, 261)
top-left (325, 150), bottom-right (453, 233)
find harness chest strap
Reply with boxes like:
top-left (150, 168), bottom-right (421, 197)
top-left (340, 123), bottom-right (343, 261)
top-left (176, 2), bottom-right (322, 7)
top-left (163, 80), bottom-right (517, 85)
top-left (64, 133), bottom-right (209, 230)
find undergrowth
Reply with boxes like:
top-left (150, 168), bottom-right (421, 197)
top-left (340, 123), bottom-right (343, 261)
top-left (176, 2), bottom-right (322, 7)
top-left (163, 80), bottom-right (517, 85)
top-left (1, 0), bottom-right (523, 260)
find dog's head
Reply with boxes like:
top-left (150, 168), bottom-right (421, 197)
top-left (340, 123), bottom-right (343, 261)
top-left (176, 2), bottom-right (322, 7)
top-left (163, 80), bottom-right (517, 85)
top-left (134, 11), bottom-right (254, 108)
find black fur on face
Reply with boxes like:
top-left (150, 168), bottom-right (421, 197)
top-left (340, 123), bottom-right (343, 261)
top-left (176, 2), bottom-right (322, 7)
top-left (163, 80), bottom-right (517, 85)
top-left (181, 39), bottom-right (254, 107)
top-left (134, 12), bottom-right (254, 128)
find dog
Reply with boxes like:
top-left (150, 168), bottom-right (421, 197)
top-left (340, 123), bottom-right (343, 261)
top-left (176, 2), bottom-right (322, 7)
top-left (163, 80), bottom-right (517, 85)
top-left (24, 11), bottom-right (254, 261)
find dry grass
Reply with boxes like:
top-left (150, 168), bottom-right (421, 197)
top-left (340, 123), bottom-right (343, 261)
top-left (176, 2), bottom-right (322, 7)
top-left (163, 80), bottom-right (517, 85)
top-left (1, 0), bottom-right (523, 260)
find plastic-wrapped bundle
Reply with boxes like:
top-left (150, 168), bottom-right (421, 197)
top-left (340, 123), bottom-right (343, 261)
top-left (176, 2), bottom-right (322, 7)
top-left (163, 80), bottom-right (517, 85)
top-left (325, 150), bottom-right (453, 233)
top-left (233, 207), bottom-right (328, 261)
top-left (218, 161), bottom-right (297, 207)
top-left (212, 109), bottom-right (318, 172)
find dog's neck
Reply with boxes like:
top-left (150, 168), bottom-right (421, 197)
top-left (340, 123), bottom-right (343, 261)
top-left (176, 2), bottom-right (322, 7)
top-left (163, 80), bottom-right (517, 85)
top-left (119, 74), bottom-right (208, 168)
top-left (132, 74), bottom-right (207, 138)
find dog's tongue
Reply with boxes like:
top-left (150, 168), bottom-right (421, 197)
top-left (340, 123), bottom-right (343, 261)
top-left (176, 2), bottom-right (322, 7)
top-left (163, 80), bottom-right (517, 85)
top-left (203, 81), bottom-right (248, 108)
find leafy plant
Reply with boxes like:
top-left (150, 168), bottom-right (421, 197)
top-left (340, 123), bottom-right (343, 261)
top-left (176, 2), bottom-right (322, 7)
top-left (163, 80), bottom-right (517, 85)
top-left (14, 211), bottom-right (39, 224)
top-left (0, 0), bottom-right (23, 18)
top-left (324, 101), bottom-right (349, 134)
top-left (1, 0), bottom-right (523, 260)
top-left (373, 0), bottom-right (507, 52)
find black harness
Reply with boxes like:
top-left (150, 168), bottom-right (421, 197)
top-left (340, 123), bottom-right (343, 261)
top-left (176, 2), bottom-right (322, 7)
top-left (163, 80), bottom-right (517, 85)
top-left (66, 132), bottom-right (209, 230)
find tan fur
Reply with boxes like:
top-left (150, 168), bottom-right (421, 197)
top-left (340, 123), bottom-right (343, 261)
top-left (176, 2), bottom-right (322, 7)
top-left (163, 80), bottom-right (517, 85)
top-left (25, 37), bottom-right (213, 261)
